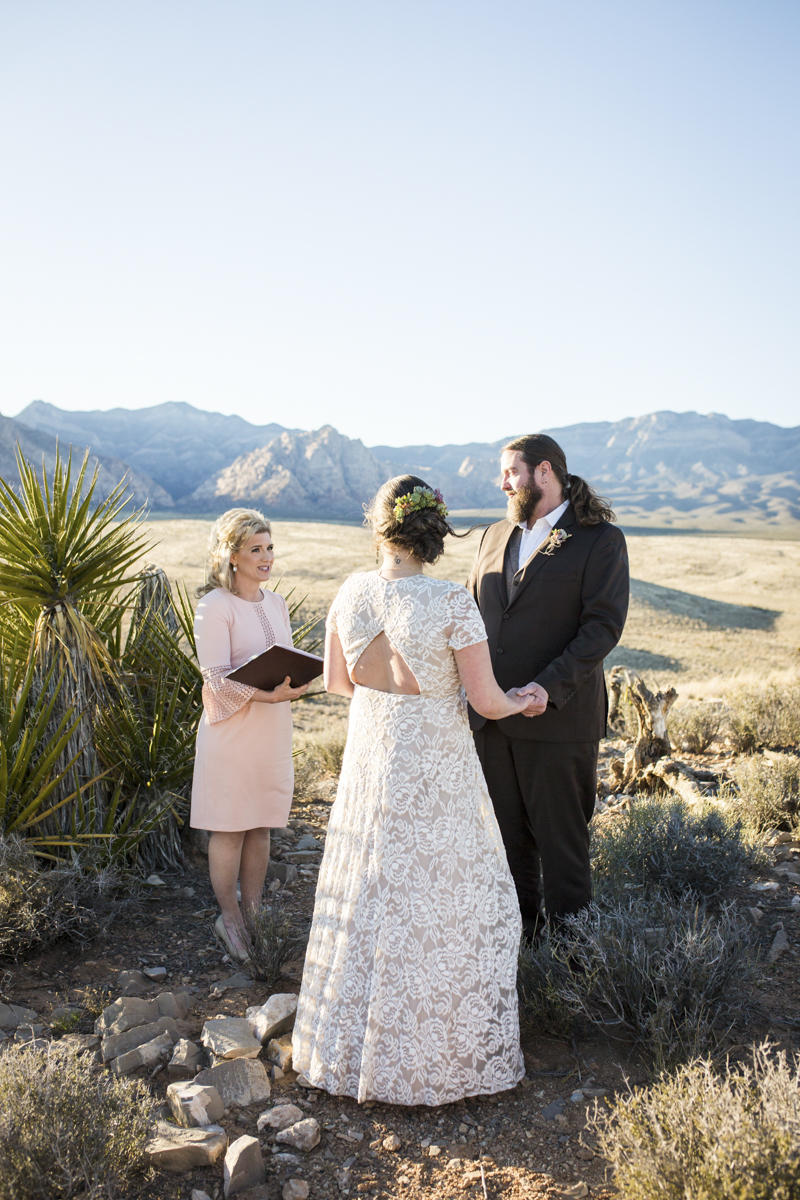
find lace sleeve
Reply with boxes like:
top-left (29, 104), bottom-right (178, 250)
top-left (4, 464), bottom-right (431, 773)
top-left (446, 588), bottom-right (488, 650)
top-left (202, 666), bottom-right (256, 724)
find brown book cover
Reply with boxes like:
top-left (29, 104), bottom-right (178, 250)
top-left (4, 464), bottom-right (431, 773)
top-left (227, 644), bottom-right (324, 691)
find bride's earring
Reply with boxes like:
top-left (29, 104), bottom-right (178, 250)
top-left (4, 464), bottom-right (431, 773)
top-left (232, 565), bottom-right (238, 572)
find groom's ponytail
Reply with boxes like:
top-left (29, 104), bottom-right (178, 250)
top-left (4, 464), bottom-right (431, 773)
top-left (503, 434), bottom-right (616, 527)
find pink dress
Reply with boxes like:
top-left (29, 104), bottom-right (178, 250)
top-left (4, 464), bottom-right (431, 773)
top-left (190, 587), bottom-right (295, 833)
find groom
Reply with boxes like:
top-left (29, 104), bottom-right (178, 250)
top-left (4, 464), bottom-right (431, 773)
top-left (468, 433), bottom-right (629, 937)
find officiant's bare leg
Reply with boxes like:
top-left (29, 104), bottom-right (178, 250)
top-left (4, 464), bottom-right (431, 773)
top-left (208, 830), bottom-right (250, 955)
top-left (239, 827), bottom-right (271, 914)
top-left (474, 722), bottom-right (544, 940)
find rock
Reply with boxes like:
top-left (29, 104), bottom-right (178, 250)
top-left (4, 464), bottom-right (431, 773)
top-left (144, 965), bottom-right (168, 980)
top-left (383, 1133), bottom-right (402, 1151)
top-left (14, 1024), bottom-right (45, 1042)
top-left (118, 969), bottom-right (150, 995)
top-left (266, 1034), bottom-right (293, 1071)
top-left (542, 1097), bottom-right (567, 1120)
top-left (96, 996), bottom-right (160, 1035)
top-left (167, 1082), bottom-right (225, 1127)
top-left (248, 994), bottom-right (298, 1043)
top-left (102, 1017), bottom-right (178, 1062)
top-left (428, 1144), bottom-right (442, 1157)
top-left (168, 1038), bottom-right (205, 1080)
top-left (576, 1146), bottom-right (595, 1160)
top-left (59, 1033), bottom-right (101, 1057)
top-left (49, 1003), bottom-right (81, 1024)
top-left (257, 1103), bottom-right (304, 1132)
top-left (270, 1065), bottom-right (285, 1081)
top-left (145, 874), bottom-right (167, 886)
top-left (201, 1017), bottom-right (262, 1060)
top-left (554, 1113), bottom-right (569, 1129)
top-left (144, 1121), bottom-right (227, 1171)
top-left (275, 1117), bottom-right (321, 1151)
top-left (157, 992), bottom-right (190, 1020)
top-left (793, 895), bottom-right (800, 910)
top-left (192, 1191), bottom-right (213, 1200)
top-left (195, 1058), bottom-right (272, 1107)
top-left (111, 1032), bottom-right (174, 1075)
top-left (746, 907), bottom-right (765, 924)
top-left (557, 1185), bottom-right (589, 1199)
top-left (0, 1003), bottom-right (19, 1030)
top-left (267, 861), bottom-right (299, 885)
top-left (751, 881), bottom-right (780, 893)
top-left (211, 972), bottom-right (253, 997)
top-left (283, 1180), bottom-right (310, 1200)
top-left (224, 1135), bottom-right (266, 1197)
top-left (768, 928), bottom-right (791, 964)
top-left (569, 1090), bottom-right (585, 1103)
top-left (295, 835), bottom-right (321, 850)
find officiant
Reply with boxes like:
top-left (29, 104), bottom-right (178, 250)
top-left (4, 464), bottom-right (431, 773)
top-left (190, 508), bottom-right (308, 962)
top-left (468, 434), bottom-right (629, 938)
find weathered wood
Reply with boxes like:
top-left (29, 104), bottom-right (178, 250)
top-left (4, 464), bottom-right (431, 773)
top-left (607, 666), bottom-right (678, 793)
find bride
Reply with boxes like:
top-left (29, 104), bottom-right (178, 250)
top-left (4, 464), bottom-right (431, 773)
top-left (292, 476), bottom-right (537, 1106)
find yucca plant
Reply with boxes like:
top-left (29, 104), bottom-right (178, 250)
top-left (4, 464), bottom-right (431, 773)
top-left (0, 447), bottom-right (149, 834)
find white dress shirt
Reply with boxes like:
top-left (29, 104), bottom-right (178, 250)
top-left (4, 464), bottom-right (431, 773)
top-left (517, 499), bottom-right (570, 570)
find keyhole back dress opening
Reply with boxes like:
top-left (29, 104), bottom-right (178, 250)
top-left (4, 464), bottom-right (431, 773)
top-left (292, 572), bottom-right (524, 1106)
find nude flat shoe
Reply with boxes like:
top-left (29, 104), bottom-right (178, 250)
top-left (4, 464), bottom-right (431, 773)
top-left (214, 914), bottom-right (250, 963)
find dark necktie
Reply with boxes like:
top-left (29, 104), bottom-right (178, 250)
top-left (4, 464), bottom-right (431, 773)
top-left (503, 527), bottom-right (523, 606)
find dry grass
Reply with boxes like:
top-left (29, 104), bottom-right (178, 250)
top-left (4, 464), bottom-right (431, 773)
top-left (727, 753), bottom-right (800, 833)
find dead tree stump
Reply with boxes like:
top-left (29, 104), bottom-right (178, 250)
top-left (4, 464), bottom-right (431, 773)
top-left (608, 666), bottom-right (678, 793)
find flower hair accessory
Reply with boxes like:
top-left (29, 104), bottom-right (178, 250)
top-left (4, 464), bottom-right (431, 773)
top-left (393, 486), bottom-right (448, 523)
top-left (541, 528), bottom-right (571, 556)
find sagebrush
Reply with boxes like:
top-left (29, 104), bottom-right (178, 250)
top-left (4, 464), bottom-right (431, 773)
top-left (0, 1041), bottom-right (152, 1200)
top-left (294, 732), bottom-right (347, 796)
top-left (591, 797), bottom-right (763, 902)
top-left (0, 836), bottom-right (124, 960)
top-left (518, 894), bottom-right (755, 1071)
top-left (592, 1041), bottom-right (800, 1200)
top-left (727, 752), bottom-right (800, 833)
top-left (243, 893), bottom-right (308, 989)
top-left (725, 682), bottom-right (800, 752)
top-left (668, 700), bottom-right (723, 753)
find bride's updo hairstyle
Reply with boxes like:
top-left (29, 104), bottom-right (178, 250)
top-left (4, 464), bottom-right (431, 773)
top-left (366, 475), bottom-right (456, 565)
top-left (197, 507), bottom-right (272, 596)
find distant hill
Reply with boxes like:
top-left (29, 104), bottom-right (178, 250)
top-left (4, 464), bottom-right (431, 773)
top-left (16, 400), bottom-right (292, 501)
top-left (0, 413), bottom-right (172, 510)
top-left (5, 402), bottom-right (799, 532)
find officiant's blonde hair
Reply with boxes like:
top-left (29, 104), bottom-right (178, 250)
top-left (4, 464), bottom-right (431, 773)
top-left (197, 508), bottom-right (272, 596)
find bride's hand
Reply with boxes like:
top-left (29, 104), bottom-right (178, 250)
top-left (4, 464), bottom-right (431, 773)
top-left (506, 682), bottom-right (548, 717)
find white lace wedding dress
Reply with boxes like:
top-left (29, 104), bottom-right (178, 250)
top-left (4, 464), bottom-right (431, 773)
top-left (292, 572), bottom-right (524, 1106)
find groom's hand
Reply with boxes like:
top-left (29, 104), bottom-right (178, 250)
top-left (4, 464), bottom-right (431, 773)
top-left (517, 682), bottom-right (548, 717)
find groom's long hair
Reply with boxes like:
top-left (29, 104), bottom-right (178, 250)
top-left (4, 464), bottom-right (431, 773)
top-left (503, 434), bottom-right (616, 526)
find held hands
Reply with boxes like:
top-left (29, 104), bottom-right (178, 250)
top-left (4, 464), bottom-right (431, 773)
top-left (505, 681), bottom-right (549, 717)
top-left (263, 676), bottom-right (309, 703)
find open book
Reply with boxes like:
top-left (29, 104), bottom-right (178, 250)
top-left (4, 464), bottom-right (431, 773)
top-left (226, 644), bottom-right (324, 691)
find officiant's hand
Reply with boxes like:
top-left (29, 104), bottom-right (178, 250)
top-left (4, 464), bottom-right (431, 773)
top-left (255, 676), bottom-right (309, 704)
top-left (517, 682), bottom-right (548, 717)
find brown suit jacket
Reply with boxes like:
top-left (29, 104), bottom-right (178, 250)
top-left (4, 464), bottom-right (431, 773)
top-left (467, 504), bottom-right (629, 742)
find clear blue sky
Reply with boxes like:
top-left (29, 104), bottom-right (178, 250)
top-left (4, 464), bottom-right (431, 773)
top-left (1, 1), bottom-right (798, 445)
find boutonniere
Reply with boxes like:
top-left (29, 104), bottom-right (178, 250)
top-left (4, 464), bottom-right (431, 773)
top-left (541, 528), bottom-right (572, 556)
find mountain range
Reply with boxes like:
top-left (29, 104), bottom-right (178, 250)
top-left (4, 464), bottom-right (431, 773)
top-left (4, 400), bottom-right (799, 533)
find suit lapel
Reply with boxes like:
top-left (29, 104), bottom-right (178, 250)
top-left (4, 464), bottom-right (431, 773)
top-left (485, 521), bottom-right (516, 609)
top-left (506, 503), bottom-right (576, 610)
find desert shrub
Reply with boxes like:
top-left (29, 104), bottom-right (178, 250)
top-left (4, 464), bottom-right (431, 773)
top-left (0, 836), bottom-right (124, 960)
top-left (727, 752), bottom-right (800, 833)
top-left (591, 1041), bottom-right (800, 1200)
top-left (725, 682), bottom-right (800, 752)
top-left (243, 893), bottom-right (308, 989)
top-left (0, 1041), bottom-right (153, 1200)
top-left (668, 700), bottom-right (722, 754)
top-left (591, 798), bottom-right (764, 903)
top-left (517, 936), bottom-right (573, 1039)
top-left (526, 895), bottom-right (754, 1071)
top-left (293, 732), bottom-right (347, 795)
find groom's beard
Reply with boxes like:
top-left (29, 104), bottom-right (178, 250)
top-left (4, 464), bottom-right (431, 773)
top-left (506, 482), bottom-right (542, 526)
